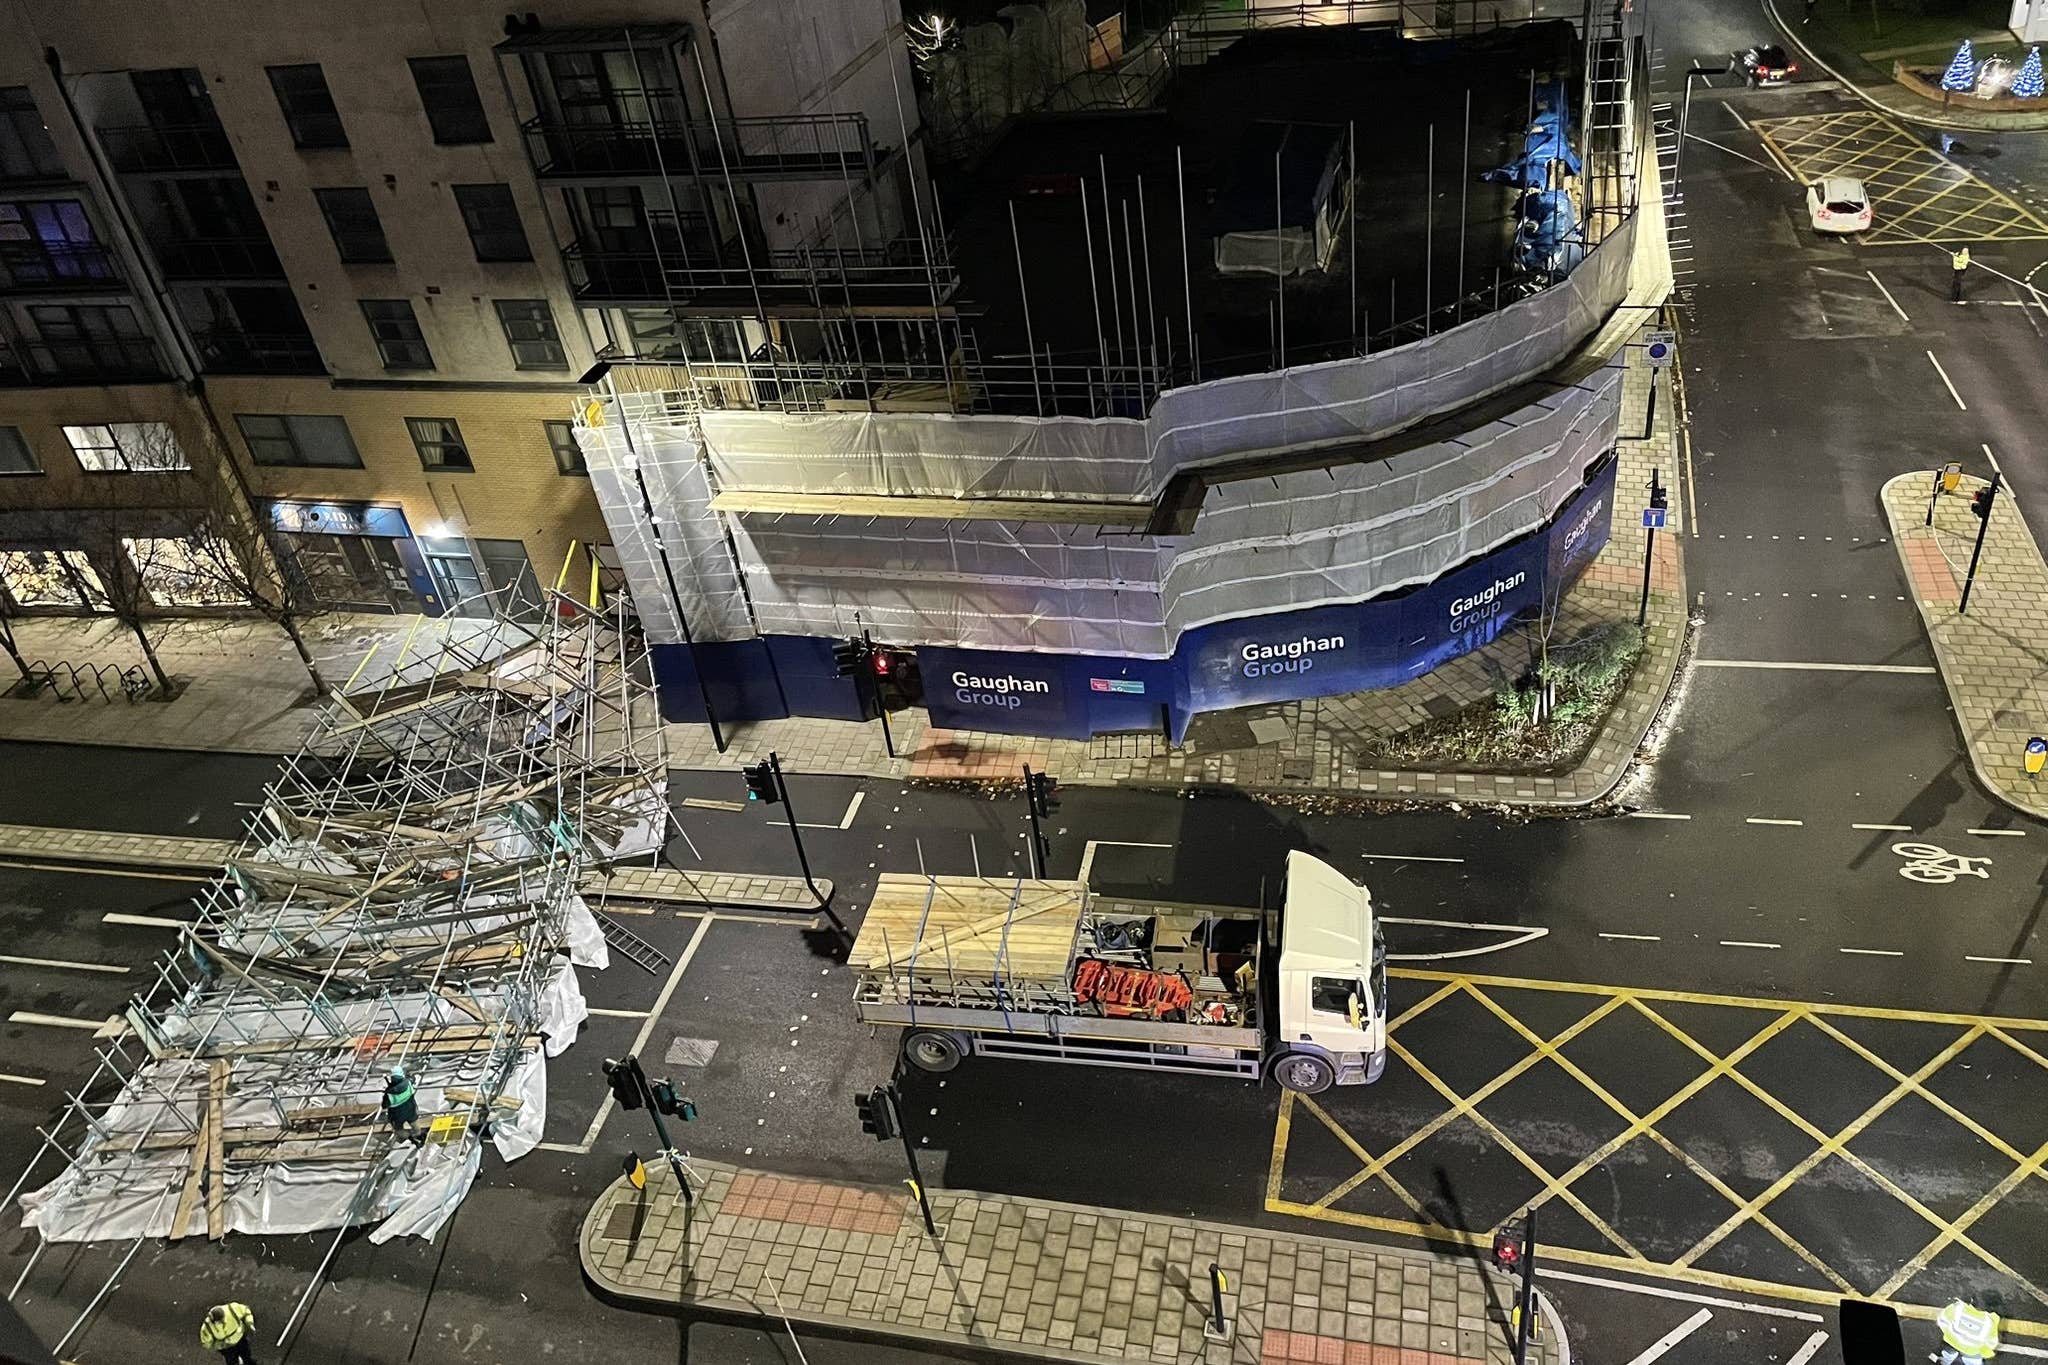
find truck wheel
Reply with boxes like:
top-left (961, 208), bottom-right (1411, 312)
top-left (903, 1030), bottom-right (965, 1073)
top-left (1273, 1053), bottom-right (1334, 1094)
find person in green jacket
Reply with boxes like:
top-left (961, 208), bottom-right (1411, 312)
top-left (382, 1064), bottom-right (422, 1143)
top-left (198, 1301), bottom-right (258, 1364)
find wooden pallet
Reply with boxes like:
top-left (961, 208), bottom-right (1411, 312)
top-left (855, 875), bottom-right (1085, 986)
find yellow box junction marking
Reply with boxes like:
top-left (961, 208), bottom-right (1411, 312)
top-left (1267, 968), bottom-right (2048, 1337)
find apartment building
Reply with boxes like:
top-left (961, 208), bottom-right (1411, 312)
top-left (0, 0), bottom-right (916, 620)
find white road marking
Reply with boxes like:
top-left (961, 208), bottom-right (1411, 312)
top-left (1601, 932), bottom-right (1662, 942)
top-left (2001, 1347), bottom-right (2048, 1361)
top-left (1381, 915), bottom-right (1548, 962)
top-left (0, 1073), bottom-right (45, 1087)
top-left (1966, 955), bottom-right (2034, 965)
top-left (0, 954), bottom-right (128, 975)
top-left (1852, 823), bottom-right (1912, 832)
top-left (1982, 442), bottom-right (2007, 483)
top-left (778, 790), bottom-right (867, 831)
top-left (1687, 132), bottom-right (1784, 175)
top-left (1927, 350), bottom-right (1968, 409)
top-left (1535, 1266), bottom-right (1822, 1321)
top-left (585, 1007), bottom-right (652, 1018)
top-left (1630, 811), bottom-right (1692, 820)
top-left (102, 912), bottom-right (191, 928)
top-left (8, 1011), bottom-right (114, 1031)
top-left (1785, 1330), bottom-right (1831, 1365)
top-left (1839, 947), bottom-right (1904, 957)
top-left (1077, 839), bottom-right (1173, 885)
top-left (1720, 940), bottom-right (1782, 949)
top-left (1894, 842), bottom-right (1992, 883)
top-left (1357, 853), bottom-right (1466, 863)
top-left (1967, 828), bottom-right (2026, 837)
top-left (1867, 270), bottom-right (1910, 322)
top-left (1625, 1308), bottom-right (1714, 1365)
top-left (1693, 659), bottom-right (1935, 674)
top-left (1746, 818), bottom-right (1804, 826)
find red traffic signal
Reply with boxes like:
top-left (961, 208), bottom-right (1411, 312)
top-left (1972, 487), bottom-right (1996, 519)
top-left (871, 648), bottom-right (894, 677)
top-left (1491, 1226), bottom-right (1522, 1272)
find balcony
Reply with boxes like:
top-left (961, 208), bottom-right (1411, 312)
top-left (563, 238), bottom-right (956, 311)
top-left (521, 111), bottom-right (878, 182)
top-left (16, 336), bottom-right (167, 383)
top-left (97, 122), bottom-right (238, 175)
top-left (155, 236), bottom-right (283, 281)
top-left (191, 329), bottom-right (325, 376)
top-left (0, 243), bottom-right (125, 294)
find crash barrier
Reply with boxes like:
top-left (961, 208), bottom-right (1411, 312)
top-left (19, 658), bottom-right (153, 703)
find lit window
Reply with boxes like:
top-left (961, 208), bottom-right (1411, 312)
top-left (0, 548), bottom-right (106, 609)
top-left (122, 536), bottom-right (244, 607)
top-left (406, 416), bottom-right (472, 471)
top-left (63, 421), bottom-right (189, 472)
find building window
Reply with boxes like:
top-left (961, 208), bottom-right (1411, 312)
top-left (0, 86), bottom-right (64, 181)
top-left (123, 536), bottom-right (244, 607)
top-left (62, 421), bottom-right (190, 472)
top-left (453, 185), bottom-right (530, 262)
top-left (496, 299), bottom-right (565, 370)
top-left (234, 413), bottom-right (363, 468)
top-left (475, 538), bottom-right (543, 620)
top-left (406, 417), bottom-right (472, 471)
top-left (265, 64), bottom-right (349, 149)
top-left (361, 299), bottom-right (432, 370)
top-left (408, 56), bottom-right (491, 145)
top-left (0, 548), bottom-right (107, 610)
top-left (314, 188), bottom-right (390, 264)
top-left (0, 426), bottom-right (39, 474)
top-left (545, 419), bottom-right (586, 475)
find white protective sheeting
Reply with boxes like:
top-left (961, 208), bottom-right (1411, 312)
top-left (727, 362), bottom-right (1619, 656)
top-left (539, 960), bottom-right (590, 1055)
top-left (561, 893), bottom-right (609, 971)
top-left (488, 1053), bottom-right (548, 1163)
top-left (1213, 226), bottom-right (1321, 276)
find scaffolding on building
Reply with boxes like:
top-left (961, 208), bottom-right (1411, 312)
top-left (2, 575), bottom-right (668, 1357)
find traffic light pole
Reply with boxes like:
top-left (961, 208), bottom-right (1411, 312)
top-left (1637, 470), bottom-right (1665, 629)
top-left (885, 1084), bottom-right (937, 1236)
top-left (863, 631), bottom-right (896, 759)
top-left (1959, 472), bottom-right (2001, 615)
top-left (767, 751), bottom-right (849, 938)
top-left (1513, 1206), bottom-right (1538, 1365)
top-left (1023, 766), bottom-right (1046, 878)
top-left (625, 1056), bottom-right (692, 1206)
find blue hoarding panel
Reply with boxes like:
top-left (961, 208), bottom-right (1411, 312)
top-left (651, 640), bottom-right (789, 725)
top-left (918, 646), bottom-right (1082, 738)
top-left (766, 634), bottom-right (868, 721)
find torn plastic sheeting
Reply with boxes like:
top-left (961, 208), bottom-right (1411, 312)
top-left (368, 1142), bottom-right (481, 1244)
top-left (560, 893), bottom-right (609, 971)
top-left (538, 962), bottom-right (588, 1056)
top-left (487, 1052), bottom-right (547, 1163)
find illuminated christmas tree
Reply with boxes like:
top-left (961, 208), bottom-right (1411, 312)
top-left (1941, 39), bottom-right (1977, 93)
top-left (2015, 47), bottom-right (2044, 98)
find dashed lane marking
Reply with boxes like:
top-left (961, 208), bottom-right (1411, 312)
top-left (1358, 853), bottom-right (1466, 864)
top-left (1630, 812), bottom-right (1692, 820)
top-left (1746, 818), bottom-right (1804, 826)
top-left (1928, 351), bottom-right (1969, 410)
top-left (102, 913), bottom-right (190, 928)
top-left (1785, 1332), bottom-right (1832, 1365)
top-left (1601, 932), bottom-right (1662, 941)
top-left (1967, 956), bottom-right (2034, 965)
top-left (1868, 270), bottom-right (1910, 321)
top-left (1968, 828), bottom-right (2027, 837)
top-left (0, 1073), bottom-right (45, 1087)
top-left (1720, 940), bottom-right (1782, 949)
top-left (1853, 823), bottom-right (1913, 832)
top-left (1839, 947), bottom-right (1904, 957)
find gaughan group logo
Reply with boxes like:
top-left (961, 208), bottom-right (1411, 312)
top-left (1449, 570), bottom-right (1527, 632)
top-left (1240, 634), bottom-right (1344, 678)
top-left (951, 670), bottom-right (1051, 709)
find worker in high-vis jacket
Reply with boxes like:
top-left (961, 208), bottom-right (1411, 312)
top-left (382, 1064), bottom-right (421, 1143)
top-left (198, 1301), bottom-right (258, 1364)
top-left (1935, 1299), bottom-right (2002, 1365)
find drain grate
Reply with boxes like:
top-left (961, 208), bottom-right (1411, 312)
top-left (664, 1036), bottom-right (719, 1067)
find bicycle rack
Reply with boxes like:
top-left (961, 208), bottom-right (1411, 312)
top-left (14, 658), bottom-right (153, 703)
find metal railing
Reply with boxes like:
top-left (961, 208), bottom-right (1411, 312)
top-left (565, 237), bottom-right (956, 304)
top-left (191, 329), bottom-right (326, 375)
top-left (0, 242), bottom-right (123, 292)
top-left (154, 235), bottom-right (283, 279)
top-left (522, 110), bottom-right (876, 180)
top-left (95, 121), bottom-right (238, 173)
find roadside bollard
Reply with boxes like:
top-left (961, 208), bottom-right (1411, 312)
top-left (1204, 1262), bottom-right (1231, 1341)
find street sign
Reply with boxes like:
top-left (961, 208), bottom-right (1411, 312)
top-left (1644, 330), bottom-right (1675, 368)
top-left (2027, 736), bottom-right (2046, 778)
top-left (1642, 507), bottom-right (1668, 529)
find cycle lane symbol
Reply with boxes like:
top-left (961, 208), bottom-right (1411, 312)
top-left (1892, 841), bottom-right (1992, 884)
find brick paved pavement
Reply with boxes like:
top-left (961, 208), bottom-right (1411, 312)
top-left (0, 822), bottom-right (829, 909)
top-left (1882, 470), bottom-right (2048, 819)
top-left (581, 1161), bottom-right (1565, 1365)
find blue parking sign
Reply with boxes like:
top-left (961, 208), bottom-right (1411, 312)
top-left (1642, 507), bottom-right (1667, 529)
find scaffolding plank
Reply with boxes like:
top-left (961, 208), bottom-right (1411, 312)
top-left (168, 1113), bottom-right (207, 1243)
top-left (205, 1060), bottom-right (228, 1240)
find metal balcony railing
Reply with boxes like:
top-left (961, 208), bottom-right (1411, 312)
top-left (191, 329), bottom-right (325, 375)
top-left (96, 122), bottom-right (238, 174)
top-left (154, 236), bottom-right (283, 280)
top-left (19, 336), bottom-right (166, 382)
top-left (522, 111), bottom-right (876, 180)
top-left (563, 237), bottom-right (956, 306)
top-left (0, 242), bottom-right (123, 292)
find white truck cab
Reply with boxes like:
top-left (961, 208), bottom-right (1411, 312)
top-left (1267, 850), bottom-right (1388, 1093)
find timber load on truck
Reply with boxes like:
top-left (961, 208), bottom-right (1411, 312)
top-left (850, 851), bottom-right (1386, 1093)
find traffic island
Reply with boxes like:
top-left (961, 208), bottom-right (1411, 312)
top-left (580, 1159), bottom-right (1566, 1365)
top-left (1880, 470), bottom-right (2048, 819)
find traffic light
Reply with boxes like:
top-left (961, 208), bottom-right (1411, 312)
top-left (743, 760), bottom-right (781, 805)
top-left (650, 1078), bottom-right (695, 1119)
top-left (1491, 1222), bottom-right (1523, 1272)
top-left (1027, 770), bottom-right (1060, 817)
top-left (871, 647), bottom-right (894, 678)
top-left (603, 1057), bottom-right (644, 1110)
top-left (855, 1086), bottom-right (897, 1141)
top-left (832, 638), bottom-right (865, 677)
top-left (1972, 486), bottom-right (1996, 519)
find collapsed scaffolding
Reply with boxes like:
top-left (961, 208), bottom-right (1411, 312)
top-left (3, 579), bottom-right (668, 1353)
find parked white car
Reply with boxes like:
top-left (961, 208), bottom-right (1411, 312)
top-left (1807, 176), bottom-right (1873, 234)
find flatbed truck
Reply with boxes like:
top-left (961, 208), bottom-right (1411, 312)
top-left (851, 850), bottom-right (1386, 1093)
